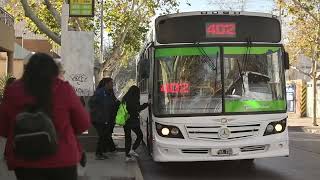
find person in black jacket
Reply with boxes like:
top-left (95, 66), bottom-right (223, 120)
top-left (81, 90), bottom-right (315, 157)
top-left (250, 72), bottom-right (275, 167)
top-left (89, 78), bottom-right (119, 160)
top-left (122, 85), bottom-right (148, 161)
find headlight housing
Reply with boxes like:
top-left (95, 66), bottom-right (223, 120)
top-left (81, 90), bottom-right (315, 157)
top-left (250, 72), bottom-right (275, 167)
top-left (156, 122), bottom-right (184, 139)
top-left (264, 118), bottom-right (287, 136)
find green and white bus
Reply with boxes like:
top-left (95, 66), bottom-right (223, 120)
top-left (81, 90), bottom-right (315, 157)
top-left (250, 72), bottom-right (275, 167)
top-left (136, 11), bottom-right (289, 162)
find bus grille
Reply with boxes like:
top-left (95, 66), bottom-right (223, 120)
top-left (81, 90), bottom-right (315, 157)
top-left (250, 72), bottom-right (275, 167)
top-left (181, 149), bottom-right (209, 154)
top-left (240, 145), bottom-right (266, 152)
top-left (186, 124), bottom-right (260, 141)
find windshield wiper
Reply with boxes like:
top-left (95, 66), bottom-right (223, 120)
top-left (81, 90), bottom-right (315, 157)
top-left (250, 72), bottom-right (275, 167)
top-left (237, 38), bottom-right (252, 94)
top-left (194, 43), bottom-right (221, 95)
top-left (194, 42), bottom-right (216, 70)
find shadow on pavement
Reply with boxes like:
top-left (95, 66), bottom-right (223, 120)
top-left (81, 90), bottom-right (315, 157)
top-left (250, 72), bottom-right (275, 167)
top-left (137, 145), bottom-right (287, 180)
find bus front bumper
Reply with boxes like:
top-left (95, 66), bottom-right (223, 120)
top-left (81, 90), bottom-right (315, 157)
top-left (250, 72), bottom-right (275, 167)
top-left (152, 133), bottom-right (289, 162)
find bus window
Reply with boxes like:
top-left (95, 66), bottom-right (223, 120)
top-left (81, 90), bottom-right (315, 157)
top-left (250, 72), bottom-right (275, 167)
top-left (155, 47), bottom-right (222, 115)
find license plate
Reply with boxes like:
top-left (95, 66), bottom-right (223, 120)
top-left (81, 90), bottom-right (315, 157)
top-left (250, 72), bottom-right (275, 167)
top-left (217, 148), bottom-right (233, 156)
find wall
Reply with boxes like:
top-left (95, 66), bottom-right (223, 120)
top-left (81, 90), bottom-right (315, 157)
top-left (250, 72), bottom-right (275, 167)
top-left (0, 56), bottom-right (24, 78)
top-left (287, 80), bottom-right (307, 117)
top-left (0, 12), bottom-right (14, 52)
top-left (306, 81), bottom-right (320, 117)
top-left (15, 39), bottom-right (55, 56)
top-left (0, 53), bottom-right (6, 76)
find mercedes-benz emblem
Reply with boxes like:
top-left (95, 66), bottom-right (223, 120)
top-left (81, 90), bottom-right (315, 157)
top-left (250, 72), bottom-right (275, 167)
top-left (218, 128), bottom-right (231, 139)
top-left (221, 118), bottom-right (228, 124)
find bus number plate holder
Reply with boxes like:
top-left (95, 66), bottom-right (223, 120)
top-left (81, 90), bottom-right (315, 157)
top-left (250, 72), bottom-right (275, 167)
top-left (215, 148), bottom-right (233, 156)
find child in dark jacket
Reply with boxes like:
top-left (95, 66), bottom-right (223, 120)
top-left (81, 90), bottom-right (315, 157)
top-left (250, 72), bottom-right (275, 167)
top-left (122, 85), bottom-right (148, 161)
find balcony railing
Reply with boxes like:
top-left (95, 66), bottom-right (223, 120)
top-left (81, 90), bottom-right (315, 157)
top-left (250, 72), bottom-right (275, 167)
top-left (0, 7), bottom-right (14, 27)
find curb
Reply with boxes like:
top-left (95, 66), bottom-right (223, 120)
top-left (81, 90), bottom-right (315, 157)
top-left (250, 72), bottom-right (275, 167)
top-left (132, 160), bottom-right (144, 180)
top-left (288, 126), bottom-right (320, 134)
top-left (302, 127), bottom-right (320, 135)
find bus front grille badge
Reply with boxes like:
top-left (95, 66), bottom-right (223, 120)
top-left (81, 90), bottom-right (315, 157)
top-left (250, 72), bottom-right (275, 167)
top-left (221, 118), bottom-right (228, 124)
top-left (218, 128), bottom-right (231, 139)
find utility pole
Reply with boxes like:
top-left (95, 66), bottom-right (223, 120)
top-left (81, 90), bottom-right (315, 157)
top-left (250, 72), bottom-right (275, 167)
top-left (100, 0), bottom-right (104, 67)
top-left (313, 3), bottom-right (320, 126)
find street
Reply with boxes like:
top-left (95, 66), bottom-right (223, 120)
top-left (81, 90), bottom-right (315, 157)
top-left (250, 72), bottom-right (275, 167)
top-left (137, 128), bottom-right (320, 180)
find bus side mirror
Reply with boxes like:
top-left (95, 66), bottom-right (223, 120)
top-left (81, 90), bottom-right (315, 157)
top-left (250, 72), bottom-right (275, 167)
top-left (140, 59), bottom-right (150, 79)
top-left (284, 52), bottom-right (289, 69)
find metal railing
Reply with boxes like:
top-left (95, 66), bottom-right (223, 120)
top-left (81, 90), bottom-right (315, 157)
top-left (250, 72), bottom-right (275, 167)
top-left (0, 7), bottom-right (14, 27)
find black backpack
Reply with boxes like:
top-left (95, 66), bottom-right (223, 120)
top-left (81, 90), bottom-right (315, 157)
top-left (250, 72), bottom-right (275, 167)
top-left (14, 106), bottom-right (58, 160)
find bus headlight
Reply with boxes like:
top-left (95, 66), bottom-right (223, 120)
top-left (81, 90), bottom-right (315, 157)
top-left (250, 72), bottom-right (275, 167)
top-left (161, 128), bottom-right (170, 136)
top-left (156, 122), bottom-right (184, 139)
top-left (171, 127), bottom-right (180, 136)
top-left (275, 124), bottom-right (283, 132)
top-left (264, 118), bottom-right (287, 136)
top-left (266, 124), bottom-right (274, 133)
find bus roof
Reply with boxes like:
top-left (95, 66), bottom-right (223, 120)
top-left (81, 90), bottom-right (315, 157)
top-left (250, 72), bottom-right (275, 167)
top-left (156, 11), bottom-right (280, 22)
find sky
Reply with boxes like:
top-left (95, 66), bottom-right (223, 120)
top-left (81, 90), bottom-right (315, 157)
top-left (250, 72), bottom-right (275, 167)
top-left (177, 0), bottom-right (276, 14)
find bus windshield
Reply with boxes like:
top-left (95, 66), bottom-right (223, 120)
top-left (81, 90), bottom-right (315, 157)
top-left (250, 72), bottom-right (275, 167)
top-left (224, 46), bottom-right (285, 113)
top-left (155, 47), bottom-right (222, 114)
top-left (154, 46), bottom-right (286, 116)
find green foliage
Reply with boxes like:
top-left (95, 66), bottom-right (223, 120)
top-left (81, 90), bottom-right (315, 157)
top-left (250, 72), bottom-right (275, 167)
top-left (5, 0), bottom-right (94, 42)
top-left (0, 75), bottom-right (13, 99)
top-left (277, 0), bottom-right (320, 62)
top-left (5, 0), bottom-right (179, 73)
top-left (101, 0), bottom-right (179, 68)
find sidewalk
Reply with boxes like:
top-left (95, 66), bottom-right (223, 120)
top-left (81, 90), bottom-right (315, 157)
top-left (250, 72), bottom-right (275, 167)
top-left (0, 131), bottom-right (143, 180)
top-left (77, 152), bottom-right (143, 180)
top-left (288, 114), bottom-right (320, 134)
top-left (0, 152), bottom-right (143, 180)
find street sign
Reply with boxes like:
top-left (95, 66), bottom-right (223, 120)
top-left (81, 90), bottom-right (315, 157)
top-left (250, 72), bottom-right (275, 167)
top-left (69, 0), bottom-right (94, 17)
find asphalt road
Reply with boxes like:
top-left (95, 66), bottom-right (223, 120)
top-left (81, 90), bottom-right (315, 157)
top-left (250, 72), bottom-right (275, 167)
top-left (137, 128), bottom-right (320, 180)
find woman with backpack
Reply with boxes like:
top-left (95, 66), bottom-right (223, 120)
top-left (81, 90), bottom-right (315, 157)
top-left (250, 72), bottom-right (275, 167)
top-left (121, 85), bottom-right (148, 161)
top-left (0, 53), bottom-right (90, 180)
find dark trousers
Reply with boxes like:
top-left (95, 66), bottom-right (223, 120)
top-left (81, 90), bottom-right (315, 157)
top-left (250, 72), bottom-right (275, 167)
top-left (124, 126), bottom-right (143, 156)
top-left (94, 123), bottom-right (115, 155)
top-left (105, 125), bottom-right (116, 152)
top-left (94, 123), bottom-right (108, 155)
top-left (14, 166), bottom-right (77, 180)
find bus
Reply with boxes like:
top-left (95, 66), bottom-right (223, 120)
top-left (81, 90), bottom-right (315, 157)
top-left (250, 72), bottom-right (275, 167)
top-left (136, 11), bottom-right (289, 163)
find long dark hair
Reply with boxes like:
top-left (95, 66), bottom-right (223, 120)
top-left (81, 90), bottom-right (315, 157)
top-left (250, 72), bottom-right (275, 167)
top-left (22, 53), bottom-right (59, 115)
top-left (123, 85), bottom-right (140, 103)
top-left (96, 77), bottom-right (113, 90)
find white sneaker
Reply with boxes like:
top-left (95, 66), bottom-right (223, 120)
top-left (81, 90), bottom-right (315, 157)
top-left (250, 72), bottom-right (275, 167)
top-left (129, 150), bottom-right (139, 157)
top-left (125, 155), bottom-right (135, 162)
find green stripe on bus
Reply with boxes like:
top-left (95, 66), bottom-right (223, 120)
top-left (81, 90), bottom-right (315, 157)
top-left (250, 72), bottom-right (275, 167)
top-left (225, 100), bottom-right (286, 112)
top-left (224, 47), bottom-right (281, 55)
top-left (155, 47), bottom-right (220, 58)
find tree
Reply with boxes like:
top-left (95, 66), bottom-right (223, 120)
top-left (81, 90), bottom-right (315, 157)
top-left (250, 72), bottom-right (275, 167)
top-left (5, 0), bottom-right (94, 45)
top-left (277, 0), bottom-right (320, 126)
top-left (5, 0), bottom-right (179, 78)
top-left (101, 0), bottom-right (179, 77)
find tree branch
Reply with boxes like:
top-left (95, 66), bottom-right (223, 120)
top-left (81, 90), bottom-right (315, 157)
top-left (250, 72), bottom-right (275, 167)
top-left (291, 0), bottom-right (320, 25)
top-left (75, 18), bottom-right (83, 31)
top-left (20, 0), bottom-right (61, 45)
top-left (290, 65), bottom-right (312, 78)
top-left (43, 0), bottom-right (61, 27)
